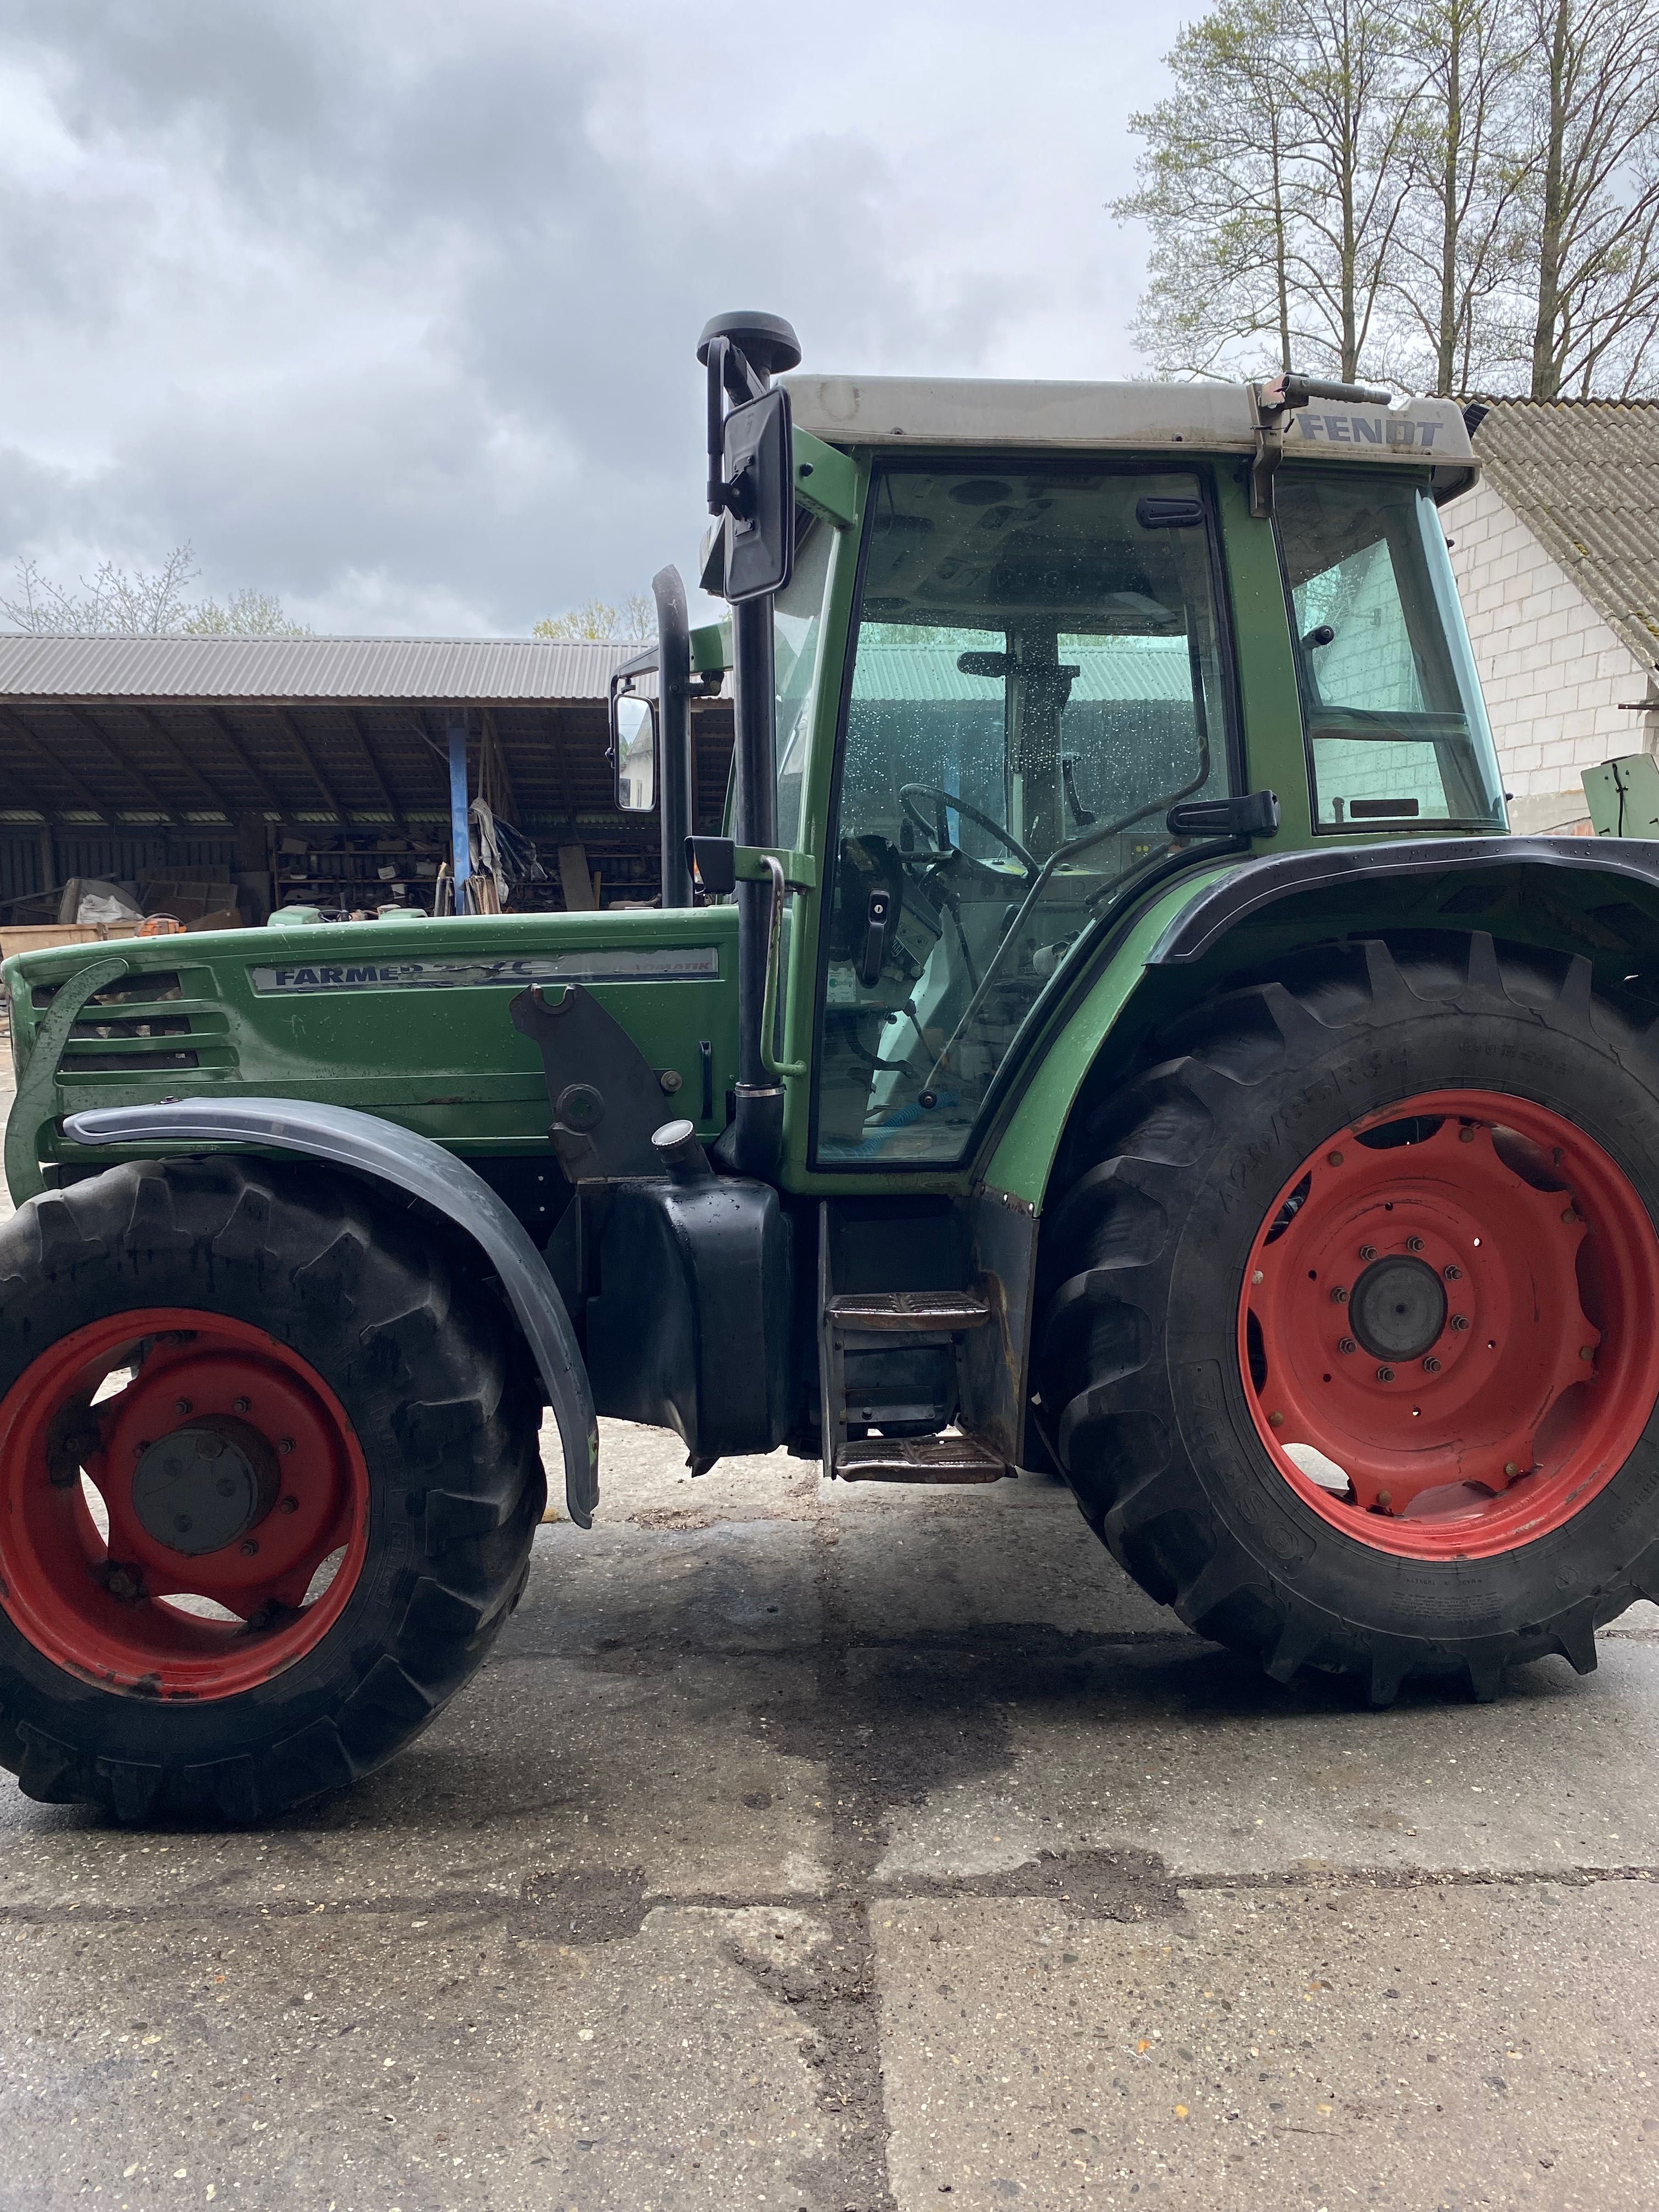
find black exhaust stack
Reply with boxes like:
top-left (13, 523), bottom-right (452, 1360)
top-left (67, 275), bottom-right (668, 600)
top-left (652, 565), bottom-right (693, 909)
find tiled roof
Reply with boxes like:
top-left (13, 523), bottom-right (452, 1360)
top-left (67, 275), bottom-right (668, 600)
top-left (1467, 398), bottom-right (1659, 673)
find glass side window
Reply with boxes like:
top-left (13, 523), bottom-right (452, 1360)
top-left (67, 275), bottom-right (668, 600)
top-left (814, 464), bottom-right (1232, 1167)
top-left (1276, 470), bottom-right (1504, 833)
top-left (774, 517), bottom-right (836, 851)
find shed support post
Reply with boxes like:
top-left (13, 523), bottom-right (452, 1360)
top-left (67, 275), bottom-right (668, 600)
top-left (447, 711), bottom-right (471, 915)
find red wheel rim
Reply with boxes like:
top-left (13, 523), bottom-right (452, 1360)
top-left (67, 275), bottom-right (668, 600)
top-left (1238, 1090), bottom-right (1659, 1559)
top-left (0, 1311), bottom-right (370, 1697)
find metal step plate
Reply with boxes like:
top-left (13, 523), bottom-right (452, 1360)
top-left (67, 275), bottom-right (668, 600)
top-left (826, 1292), bottom-right (991, 1335)
top-left (835, 1434), bottom-right (1010, 1483)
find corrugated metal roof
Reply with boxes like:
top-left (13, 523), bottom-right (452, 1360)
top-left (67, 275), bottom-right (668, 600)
top-left (1464, 399), bottom-right (1659, 672)
top-left (0, 633), bottom-right (646, 703)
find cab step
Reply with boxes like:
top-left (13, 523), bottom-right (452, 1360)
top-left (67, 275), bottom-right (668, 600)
top-left (824, 1291), bottom-right (991, 1334)
top-left (816, 1205), bottom-right (1011, 1482)
top-left (837, 1434), bottom-right (1009, 1483)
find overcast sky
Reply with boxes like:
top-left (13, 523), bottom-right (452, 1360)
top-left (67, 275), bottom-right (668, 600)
top-left (0, 1), bottom-right (1181, 636)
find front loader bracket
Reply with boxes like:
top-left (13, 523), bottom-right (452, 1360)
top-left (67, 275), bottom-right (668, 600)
top-left (509, 982), bottom-right (676, 1182)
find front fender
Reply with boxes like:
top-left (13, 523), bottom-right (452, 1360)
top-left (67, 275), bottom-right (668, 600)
top-left (61, 1098), bottom-right (600, 1529)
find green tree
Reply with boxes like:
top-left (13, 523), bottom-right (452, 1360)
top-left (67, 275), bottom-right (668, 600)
top-left (1114, 0), bottom-right (1309, 377)
top-left (533, 592), bottom-right (654, 644)
top-left (1117, 0), bottom-right (1659, 397)
top-left (1115, 0), bottom-right (1423, 382)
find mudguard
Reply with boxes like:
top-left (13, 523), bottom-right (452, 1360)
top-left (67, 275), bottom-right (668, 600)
top-left (1147, 833), bottom-right (1659, 964)
top-left (59, 1098), bottom-right (600, 1529)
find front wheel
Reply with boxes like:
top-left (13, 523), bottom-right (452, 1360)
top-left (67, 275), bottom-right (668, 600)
top-left (1035, 934), bottom-right (1659, 1703)
top-left (0, 1157), bottom-right (544, 1821)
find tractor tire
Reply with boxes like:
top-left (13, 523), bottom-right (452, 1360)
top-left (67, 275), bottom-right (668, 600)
top-left (1034, 932), bottom-right (1659, 1705)
top-left (0, 1155), bottom-right (544, 1822)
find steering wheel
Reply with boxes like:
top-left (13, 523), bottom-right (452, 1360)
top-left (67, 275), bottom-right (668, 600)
top-left (899, 784), bottom-right (1039, 879)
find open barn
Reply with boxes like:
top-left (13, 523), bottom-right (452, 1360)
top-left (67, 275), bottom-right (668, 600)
top-left (0, 634), bottom-right (733, 939)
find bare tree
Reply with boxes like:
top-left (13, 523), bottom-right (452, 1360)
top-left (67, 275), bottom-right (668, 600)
top-left (1, 547), bottom-right (198, 635)
top-left (1390, 0), bottom-right (1532, 392)
top-left (533, 593), bottom-right (655, 644)
top-left (1279, 0), bottom-right (1428, 381)
top-left (0, 546), bottom-right (309, 636)
top-left (1520, 0), bottom-right (1659, 398)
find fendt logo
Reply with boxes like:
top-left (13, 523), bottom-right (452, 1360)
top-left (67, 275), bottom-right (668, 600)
top-left (1288, 410), bottom-right (1441, 449)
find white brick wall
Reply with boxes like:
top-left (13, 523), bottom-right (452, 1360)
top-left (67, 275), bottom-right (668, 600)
top-left (1446, 479), bottom-right (1655, 832)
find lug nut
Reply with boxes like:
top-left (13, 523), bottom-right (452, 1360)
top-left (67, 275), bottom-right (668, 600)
top-left (1327, 1150), bottom-right (1345, 1167)
top-left (233, 1397), bottom-right (250, 1414)
top-left (174, 1398), bottom-right (191, 1415)
top-left (1459, 1126), bottom-right (1476, 1143)
top-left (279, 1496), bottom-right (298, 1514)
top-left (1330, 1286), bottom-right (1349, 1305)
top-left (1451, 1314), bottom-right (1470, 1331)
top-left (1358, 1244), bottom-right (1378, 1262)
top-left (1268, 1411), bottom-right (1285, 1429)
top-left (1377, 1489), bottom-right (1392, 1509)
top-left (1562, 1209), bottom-right (1581, 1225)
top-left (278, 1438), bottom-right (295, 1455)
top-left (240, 1539), bottom-right (259, 1557)
top-left (1376, 1365), bottom-right (1395, 1382)
top-left (1444, 1264), bottom-right (1462, 1280)
top-left (1251, 1269), bottom-right (1263, 1285)
top-left (1423, 1356), bottom-right (1441, 1373)
top-left (1581, 1345), bottom-right (1596, 1361)
top-left (1504, 1461), bottom-right (1520, 1477)
top-left (1338, 1337), bottom-right (1357, 1355)
top-left (1405, 1235), bottom-right (1425, 1253)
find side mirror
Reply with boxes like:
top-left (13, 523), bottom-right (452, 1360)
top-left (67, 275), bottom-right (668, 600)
top-left (720, 385), bottom-right (794, 602)
top-left (610, 690), bottom-right (658, 812)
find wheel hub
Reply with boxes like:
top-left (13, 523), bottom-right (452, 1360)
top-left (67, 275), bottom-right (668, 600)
top-left (0, 1312), bottom-right (370, 1699)
top-left (131, 1417), bottom-right (277, 1557)
top-left (1347, 1255), bottom-right (1447, 1361)
top-left (1237, 1090), bottom-right (1659, 1559)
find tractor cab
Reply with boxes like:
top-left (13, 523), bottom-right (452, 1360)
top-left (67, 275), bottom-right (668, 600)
top-left (619, 321), bottom-right (1503, 1182)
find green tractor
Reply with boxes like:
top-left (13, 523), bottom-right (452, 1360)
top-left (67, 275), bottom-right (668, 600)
top-left (7, 313), bottom-right (1659, 1825)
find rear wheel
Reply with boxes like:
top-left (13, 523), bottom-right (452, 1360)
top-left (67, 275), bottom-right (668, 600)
top-left (1035, 934), bottom-right (1659, 1702)
top-left (0, 1157), bottom-right (544, 1820)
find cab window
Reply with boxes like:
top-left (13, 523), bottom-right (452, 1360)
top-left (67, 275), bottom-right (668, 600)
top-left (1276, 470), bottom-right (1504, 833)
top-left (813, 463), bottom-right (1233, 1167)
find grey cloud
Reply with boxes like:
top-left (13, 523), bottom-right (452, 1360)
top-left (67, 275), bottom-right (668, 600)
top-left (0, 1), bottom-right (1153, 633)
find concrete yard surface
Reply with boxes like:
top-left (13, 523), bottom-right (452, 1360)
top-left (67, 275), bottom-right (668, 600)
top-left (0, 1402), bottom-right (1656, 2210)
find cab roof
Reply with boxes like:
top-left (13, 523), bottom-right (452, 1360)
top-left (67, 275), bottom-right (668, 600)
top-left (782, 374), bottom-right (1477, 497)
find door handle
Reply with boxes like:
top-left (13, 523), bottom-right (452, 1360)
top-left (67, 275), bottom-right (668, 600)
top-left (858, 887), bottom-right (893, 988)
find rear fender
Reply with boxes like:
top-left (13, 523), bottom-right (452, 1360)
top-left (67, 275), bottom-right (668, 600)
top-left (60, 1098), bottom-right (600, 1528)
